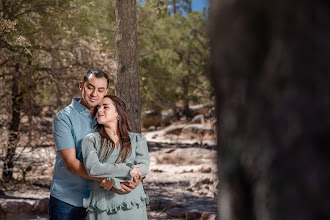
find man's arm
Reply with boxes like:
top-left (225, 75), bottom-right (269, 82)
top-left (59, 148), bottom-right (102, 181)
top-left (59, 148), bottom-right (114, 189)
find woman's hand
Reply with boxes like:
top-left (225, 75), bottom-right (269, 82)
top-left (131, 165), bottom-right (142, 180)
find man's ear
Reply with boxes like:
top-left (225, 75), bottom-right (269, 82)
top-left (79, 81), bottom-right (84, 91)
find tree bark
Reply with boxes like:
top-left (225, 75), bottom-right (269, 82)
top-left (114, 0), bottom-right (142, 133)
top-left (3, 63), bottom-right (23, 182)
top-left (209, 0), bottom-right (330, 219)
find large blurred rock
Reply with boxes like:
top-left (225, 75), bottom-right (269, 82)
top-left (163, 124), bottom-right (186, 135)
top-left (166, 207), bottom-right (186, 218)
top-left (186, 209), bottom-right (202, 220)
top-left (33, 198), bottom-right (49, 214)
top-left (0, 201), bottom-right (34, 215)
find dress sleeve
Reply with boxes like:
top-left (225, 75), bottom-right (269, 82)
top-left (134, 134), bottom-right (150, 177)
top-left (82, 134), bottom-right (133, 178)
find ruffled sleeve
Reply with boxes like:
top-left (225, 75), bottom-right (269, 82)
top-left (134, 134), bottom-right (150, 177)
top-left (81, 133), bottom-right (133, 178)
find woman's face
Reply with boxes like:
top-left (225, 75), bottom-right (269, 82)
top-left (97, 97), bottom-right (119, 125)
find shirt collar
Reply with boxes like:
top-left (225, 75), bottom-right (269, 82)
top-left (71, 98), bottom-right (90, 113)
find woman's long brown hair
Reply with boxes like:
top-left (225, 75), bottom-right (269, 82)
top-left (96, 95), bottom-right (132, 163)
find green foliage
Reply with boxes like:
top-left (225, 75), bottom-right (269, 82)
top-left (145, 0), bottom-right (192, 15)
top-left (83, 0), bottom-right (116, 50)
top-left (138, 7), bottom-right (210, 111)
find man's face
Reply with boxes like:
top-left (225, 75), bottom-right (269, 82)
top-left (79, 75), bottom-right (108, 109)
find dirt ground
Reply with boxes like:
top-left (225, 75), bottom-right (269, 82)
top-left (1, 129), bottom-right (218, 219)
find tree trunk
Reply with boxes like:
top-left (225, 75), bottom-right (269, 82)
top-left (114, 0), bottom-right (142, 133)
top-left (209, 0), bottom-right (330, 219)
top-left (3, 63), bottom-right (23, 182)
top-left (172, 0), bottom-right (177, 14)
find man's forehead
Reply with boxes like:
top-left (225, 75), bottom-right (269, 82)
top-left (85, 75), bottom-right (108, 88)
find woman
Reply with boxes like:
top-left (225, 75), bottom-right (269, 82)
top-left (81, 95), bottom-right (150, 220)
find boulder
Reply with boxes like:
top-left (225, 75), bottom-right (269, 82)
top-left (166, 207), bottom-right (186, 218)
top-left (163, 124), bottom-right (186, 135)
top-left (149, 199), bottom-right (162, 211)
top-left (0, 201), bottom-right (34, 215)
top-left (200, 167), bottom-right (212, 173)
top-left (192, 114), bottom-right (204, 123)
top-left (186, 209), bottom-right (202, 220)
top-left (33, 198), bottom-right (49, 214)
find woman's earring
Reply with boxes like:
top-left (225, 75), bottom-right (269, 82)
top-left (116, 115), bottom-right (120, 120)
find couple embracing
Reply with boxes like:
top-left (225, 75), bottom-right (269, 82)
top-left (48, 69), bottom-right (150, 220)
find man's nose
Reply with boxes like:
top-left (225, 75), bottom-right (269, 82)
top-left (91, 89), bottom-right (97, 96)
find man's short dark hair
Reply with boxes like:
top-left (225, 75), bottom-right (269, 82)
top-left (83, 69), bottom-right (110, 88)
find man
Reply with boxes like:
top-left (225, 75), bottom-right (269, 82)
top-left (49, 69), bottom-right (141, 219)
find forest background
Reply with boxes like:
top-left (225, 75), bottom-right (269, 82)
top-left (0, 0), bottom-right (211, 183)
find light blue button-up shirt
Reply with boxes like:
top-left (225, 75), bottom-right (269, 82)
top-left (50, 98), bottom-right (98, 207)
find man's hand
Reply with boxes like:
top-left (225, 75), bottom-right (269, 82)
top-left (111, 174), bottom-right (143, 194)
top-left (100, 178), bottom-right (114, 190)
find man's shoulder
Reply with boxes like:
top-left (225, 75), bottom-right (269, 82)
top-left (54, 104), bottom-right (76, 120)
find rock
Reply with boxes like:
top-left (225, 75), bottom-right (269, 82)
top-left (0, 204), bottom-right (6, 218)
top-left (200, 167), bottom-right (212, 173)
top-left (186, 209), bottom-right (202, 220)
top-left (151, 169), bottom-right (164, 173)
top-left (163, 124), bottom-right (186, 135)
top-left (186, 187), bottom-right (193, 192)
top-left (149, 199), bottom-right (162, 211)
top-left (163, 203), bottom-right (185, 212)
top-left (33, 198), bottom-right (49, 214)
top-left (166, 207), bottom-right (186, 218)
top-left (190, 104), bottom-right (213, 117)
top-left (147, 126), bottom-right (156, 131)
top-left (201, 178), bottom-right (212, 184)
top-left (192, 114), bottom-right (204, 123)
top-left (182, 124), bottom-right (214, 135)
top-left (207, 214), bottom-right (217, 220)
top-left (198, 189), bottom-right (209, 196)
top-left (0, 201), bottom-right (34, 214)
top-left (201, 213), bottom-right (209, 220)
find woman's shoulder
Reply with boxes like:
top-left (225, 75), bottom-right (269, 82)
top-left (128, 132), bottom-right (147, 142)
top-left (83, 132), bottom-right (101, 141)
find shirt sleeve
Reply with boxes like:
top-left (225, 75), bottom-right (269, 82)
top-left (53, 113), bottom-right (75, 152)
top-left (81, 134), bottom-right (133, 178)
top-left (134, 134), bottom-right (150, 177)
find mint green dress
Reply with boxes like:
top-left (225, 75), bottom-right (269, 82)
top-left (81, 132), bottom-right (150, 220)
